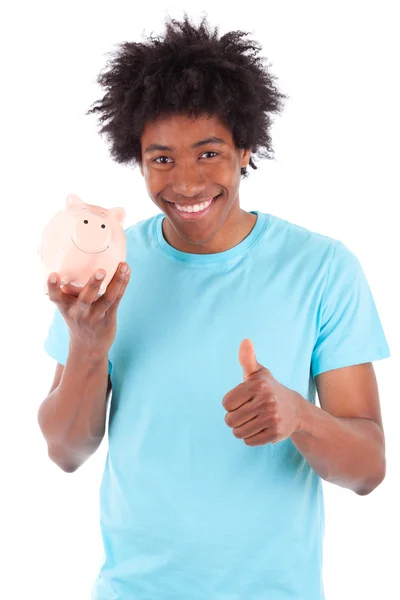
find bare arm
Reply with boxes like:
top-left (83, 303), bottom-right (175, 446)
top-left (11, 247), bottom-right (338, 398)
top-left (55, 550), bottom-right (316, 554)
top-left (38, 261), bottom-right (131, 473)
top-left (290, 362), bottom-right (385, 495)
top-left (38, 347), bottom-right (111, 472)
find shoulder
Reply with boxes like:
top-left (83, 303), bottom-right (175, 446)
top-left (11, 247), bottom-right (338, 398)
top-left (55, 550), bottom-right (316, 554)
top-left (266, 212), bottom-right (357, 266)
top-left (268, 212), bottom-right (338, 248)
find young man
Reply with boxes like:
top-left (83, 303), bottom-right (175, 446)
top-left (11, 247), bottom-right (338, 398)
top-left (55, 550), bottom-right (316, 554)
top-left (38, 15), bottom-right (391, 600)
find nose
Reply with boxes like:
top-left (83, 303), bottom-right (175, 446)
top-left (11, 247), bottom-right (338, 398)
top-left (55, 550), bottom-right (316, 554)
top-left (170, 161), bottom-right (208, 198)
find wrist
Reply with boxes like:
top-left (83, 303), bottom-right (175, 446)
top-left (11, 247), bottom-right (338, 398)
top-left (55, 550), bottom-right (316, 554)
top-left (69, 342), bottom-right (109, 365)
top-left (294, 392), bottom-right (308, 434)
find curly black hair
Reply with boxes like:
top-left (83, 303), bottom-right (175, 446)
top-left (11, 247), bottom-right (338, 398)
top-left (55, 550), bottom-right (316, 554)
top-left (86, 13), bottom-right (287, 178)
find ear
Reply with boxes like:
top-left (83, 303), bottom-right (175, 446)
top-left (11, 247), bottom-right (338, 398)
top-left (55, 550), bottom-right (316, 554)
top-left (110, 207), bottom-right (126, 224)
top-left (66, 194), bottom-right (85, 209)
top-left (138, 161), bottom-right (144, 177)
top-left (240, 148), bottom-right (251, 169)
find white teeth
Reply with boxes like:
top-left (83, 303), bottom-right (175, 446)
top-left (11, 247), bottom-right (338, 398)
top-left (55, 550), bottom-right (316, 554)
top-left (175, 198), bottom-right (213, 213)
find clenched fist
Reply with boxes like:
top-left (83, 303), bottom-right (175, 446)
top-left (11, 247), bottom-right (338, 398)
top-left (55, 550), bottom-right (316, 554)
top-left (222, 339), bottom-right (303, 446)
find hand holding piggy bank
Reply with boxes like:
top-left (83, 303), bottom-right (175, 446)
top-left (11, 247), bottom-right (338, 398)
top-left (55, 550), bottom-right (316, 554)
top-left (39, 194), bottom-right (127, 295)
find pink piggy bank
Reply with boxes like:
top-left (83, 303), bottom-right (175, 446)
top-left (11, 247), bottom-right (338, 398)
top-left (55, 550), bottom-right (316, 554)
top-left (39, 194), bottom-right (126, 295)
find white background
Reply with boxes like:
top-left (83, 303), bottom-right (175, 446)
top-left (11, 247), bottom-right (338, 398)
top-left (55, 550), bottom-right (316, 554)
top-left (1, 1), bottom-right (399, 599)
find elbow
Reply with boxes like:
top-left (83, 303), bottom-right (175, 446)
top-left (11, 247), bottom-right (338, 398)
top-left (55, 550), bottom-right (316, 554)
top-left (355, 460), bottom-right (386, 496)
top-left (48, 444), bottom-right (79, 474)
top-left (57, 461), bottom-right (79, 474)
top-left (355, 480), bottom-right (383, 496)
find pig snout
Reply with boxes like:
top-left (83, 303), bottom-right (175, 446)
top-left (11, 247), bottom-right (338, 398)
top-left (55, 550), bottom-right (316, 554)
top-left (71, 212), bottom-right (111, 254)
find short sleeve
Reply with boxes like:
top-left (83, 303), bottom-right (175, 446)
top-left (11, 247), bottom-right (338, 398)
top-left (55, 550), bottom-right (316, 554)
top-left (44, 307), bottom-right (113, 375)
top-left (311, 241), bottom-right (391, 378)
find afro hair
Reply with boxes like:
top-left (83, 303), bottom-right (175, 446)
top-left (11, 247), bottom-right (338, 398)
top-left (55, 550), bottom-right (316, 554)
top-left (86, 13), bottom-right (287, 178)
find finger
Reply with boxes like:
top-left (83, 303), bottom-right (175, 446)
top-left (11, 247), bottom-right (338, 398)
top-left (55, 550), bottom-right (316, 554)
top-left (106, 265), bottom-right (131, 315)
top-left (222, 381), bottom-right (254, 411)
top-left (243, 429), bottom-right (275, 447)
top-left (224, 394), bottom-right (258, 425)
top-left (234, 406), bottom-right (277, 437)
top-left (47, 273), bottom-right (74, 311)
top-left (93, 263), bottom-right (131, 317)
top-left (60, 283), bottom-right (84, 297)
top-left (75, 269), bottom-right (108, 312)
top-left (233, 415), bottom-right (264, 439)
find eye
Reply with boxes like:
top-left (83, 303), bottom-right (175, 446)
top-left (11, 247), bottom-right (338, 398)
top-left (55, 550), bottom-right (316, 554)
top-left (153, 156), bottom-right (172, 164)
top-left (153, 151), bottom-right (218, 164)
top-left (101, 224), bottom-right (106, 228)
top-left (83, 219), bottom-right (88, 224)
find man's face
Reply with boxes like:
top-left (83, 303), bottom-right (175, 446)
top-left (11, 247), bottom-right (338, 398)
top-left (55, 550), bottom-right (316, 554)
top-left (139, 113), bottom-right (251, 248)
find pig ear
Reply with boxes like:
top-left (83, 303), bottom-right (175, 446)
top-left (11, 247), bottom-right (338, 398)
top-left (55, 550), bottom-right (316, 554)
top-left (66, 194), bottom-right (85, 210)
top-left (110, 207), bottom-right (126, 224)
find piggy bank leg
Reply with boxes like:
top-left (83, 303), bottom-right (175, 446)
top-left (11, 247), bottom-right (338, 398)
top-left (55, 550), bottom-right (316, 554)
top-left (98, 281), bottom-right (107, 296)
top-left (69, 282), bottom-right (85, 295)
top-left (60, 274), bottom-right (71, 286)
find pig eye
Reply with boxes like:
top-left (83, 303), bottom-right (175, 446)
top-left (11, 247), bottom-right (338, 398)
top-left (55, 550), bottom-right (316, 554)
top-left (101, 224), bottom-right (106, 228)
top-left (84, 220), bottom-right (88, 224)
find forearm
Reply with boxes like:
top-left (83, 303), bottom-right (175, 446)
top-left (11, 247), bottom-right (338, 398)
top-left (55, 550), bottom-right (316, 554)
top-left (290, 395), bottom-right (385, 495)
top-left (38, 345), bottom-right (110, 470)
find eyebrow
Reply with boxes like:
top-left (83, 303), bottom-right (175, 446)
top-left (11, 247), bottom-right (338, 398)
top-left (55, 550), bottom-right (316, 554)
top-left (144, 136), bottom-right (226, 154)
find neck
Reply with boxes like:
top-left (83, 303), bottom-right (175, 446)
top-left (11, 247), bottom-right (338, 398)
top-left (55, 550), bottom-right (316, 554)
top-left (162, 206), bottom-right (258, 255)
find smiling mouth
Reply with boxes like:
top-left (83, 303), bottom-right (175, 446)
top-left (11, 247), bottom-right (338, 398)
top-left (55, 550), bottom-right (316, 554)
top-left (167, 193), bottom-right (222, 206)
top-left (71, 239), bottom-right (109, 254)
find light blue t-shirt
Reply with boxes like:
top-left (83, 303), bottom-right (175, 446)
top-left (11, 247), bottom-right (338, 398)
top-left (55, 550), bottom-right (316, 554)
top-left (44, 210), bottom-right (391, 599)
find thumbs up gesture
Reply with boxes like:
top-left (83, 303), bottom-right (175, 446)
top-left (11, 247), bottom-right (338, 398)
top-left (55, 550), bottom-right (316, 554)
top-left (222, 339), bottom-right (303, 446)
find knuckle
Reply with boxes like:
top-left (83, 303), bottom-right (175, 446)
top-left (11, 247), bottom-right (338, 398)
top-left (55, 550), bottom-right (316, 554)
top-left (261, 412), bottom-right (271, 426)
top-left (77, 299), bottom-right (91, 309)
top-left (104, 308), bottom-right (116, 323)
top-left (269, 415), bottom-right (279, 429)
top-left (101, 295), bottom-right (113, 308)
top-left (255, 379), bottom-right (269, 394)
top-left (88, 280), bottom-right (102, 291)
top-left (270, 412), bottom-right (280, 425)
